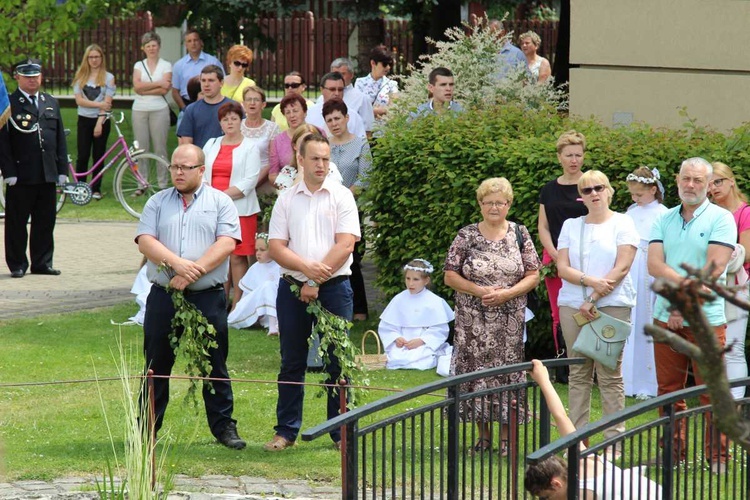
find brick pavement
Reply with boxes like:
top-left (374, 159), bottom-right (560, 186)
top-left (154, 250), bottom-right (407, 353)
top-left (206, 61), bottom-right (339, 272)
top-left (0, 219), bottom-right (142, 320)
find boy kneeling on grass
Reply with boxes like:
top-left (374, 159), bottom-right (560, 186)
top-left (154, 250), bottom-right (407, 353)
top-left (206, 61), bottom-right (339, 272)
top-left (525, 360), bottom-right (663, 499)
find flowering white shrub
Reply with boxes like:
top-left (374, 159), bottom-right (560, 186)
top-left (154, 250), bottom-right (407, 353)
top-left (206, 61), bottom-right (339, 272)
top-left (389, 17), bottom-right (567, 118)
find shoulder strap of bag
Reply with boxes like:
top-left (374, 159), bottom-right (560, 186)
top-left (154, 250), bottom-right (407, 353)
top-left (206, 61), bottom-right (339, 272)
top-left (579, 218), bottom-right (587, 300)
top-left (142, 60), bottom-right (171, 108)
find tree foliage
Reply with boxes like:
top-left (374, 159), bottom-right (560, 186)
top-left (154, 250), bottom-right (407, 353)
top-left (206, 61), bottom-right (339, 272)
top-left (0, 0), bottom-right (138, 74)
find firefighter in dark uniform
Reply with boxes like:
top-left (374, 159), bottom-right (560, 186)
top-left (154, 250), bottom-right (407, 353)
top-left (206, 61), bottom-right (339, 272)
top-left (0, 58), bottom-right (68, 278)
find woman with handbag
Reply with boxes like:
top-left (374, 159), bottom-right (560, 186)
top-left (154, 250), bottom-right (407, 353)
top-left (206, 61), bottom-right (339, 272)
top-left (132, 31), bottom-right (172, 192)
top-left (556, 170), bottom-right (639, 454)
top-left (444, 177), bottom-right (541, 456)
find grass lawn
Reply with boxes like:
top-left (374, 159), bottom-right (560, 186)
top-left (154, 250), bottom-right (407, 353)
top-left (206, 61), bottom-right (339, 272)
top-left (0, 303), bottom-right (442, 483)
top-left (0, 303), bottom-right (663, 485)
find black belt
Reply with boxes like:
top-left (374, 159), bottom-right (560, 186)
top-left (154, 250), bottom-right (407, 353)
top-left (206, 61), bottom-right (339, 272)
top-left (152, 283), bottom-right (223, 295)
top-left (283, 275), bottom-right (349, 289)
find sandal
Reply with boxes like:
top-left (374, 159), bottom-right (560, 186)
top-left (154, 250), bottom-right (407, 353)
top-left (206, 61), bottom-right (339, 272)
top-left (470, 437), bottom-right (492, 456)
top-left (499, 439), bottom-right (509, 457)
top-left (263, 434), bottom-right (296, 452)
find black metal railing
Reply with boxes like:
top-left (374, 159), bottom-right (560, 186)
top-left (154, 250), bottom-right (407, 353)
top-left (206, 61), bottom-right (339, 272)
top-left (527, 377), bottom-right (750, 499)
top-left (302, 358), bottom-right (581, 499)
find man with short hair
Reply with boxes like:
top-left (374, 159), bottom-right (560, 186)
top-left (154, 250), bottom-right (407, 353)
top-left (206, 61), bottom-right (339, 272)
top-left (171, 29), bottom-right (224, 112)
top-left (489, 19), bottom-right (531, 81)
top-left (264, 134), bottom-right (360, 452)
top-left (177, 65), bottom-right (231, 148)
top-left (306, 72), bottom-right (366, 138)
top-left (328, 58), bottom-right (374, 134)
top-left (136, 143), bottom-right (245, 450)
top-left (271, 71), bottom-right (314, 131)
top-left (412, 67), bottom-right (463, 117)
top-left (0, 58), bottom-right (68, 278)
top-left (648, 157), bottom-right (735, 473)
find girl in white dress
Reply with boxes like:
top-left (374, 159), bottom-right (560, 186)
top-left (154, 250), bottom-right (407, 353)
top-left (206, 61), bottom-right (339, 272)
top-left (228, 233), bottom-right (281, 335)
top-left (378, 259), bottom-right (454, 370)
top-left (622, 167), bottom-right (668, 399)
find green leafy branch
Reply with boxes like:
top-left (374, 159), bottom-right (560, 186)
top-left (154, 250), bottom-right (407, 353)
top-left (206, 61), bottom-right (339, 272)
top-left (158, 264), bottom-right (218, 406)
top-left (289, 283), bottom-right (369, 407)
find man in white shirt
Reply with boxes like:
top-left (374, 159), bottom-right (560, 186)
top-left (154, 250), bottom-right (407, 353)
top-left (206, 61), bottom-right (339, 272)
top-left (306, 72), bottom-right (366, 138)
top-left (264, 133), bottom-right (360, 452)
top-left (329, 57), bottom-right (374, 134)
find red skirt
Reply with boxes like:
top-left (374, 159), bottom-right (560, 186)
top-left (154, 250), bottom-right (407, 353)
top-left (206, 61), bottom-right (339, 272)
top-left (235, 214), bottom-right (257, 256)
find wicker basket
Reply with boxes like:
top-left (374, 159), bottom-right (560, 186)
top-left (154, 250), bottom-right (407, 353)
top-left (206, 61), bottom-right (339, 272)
top-left (357, 330), bottom-right (387, 370)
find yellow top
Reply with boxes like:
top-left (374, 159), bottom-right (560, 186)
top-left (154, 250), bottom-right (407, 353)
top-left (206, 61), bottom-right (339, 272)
top-left (221, 77), bottom-right (256, 103)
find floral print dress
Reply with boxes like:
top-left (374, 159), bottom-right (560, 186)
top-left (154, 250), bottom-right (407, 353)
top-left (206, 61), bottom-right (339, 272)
top-left (444, 222), bottom-right (541, 423)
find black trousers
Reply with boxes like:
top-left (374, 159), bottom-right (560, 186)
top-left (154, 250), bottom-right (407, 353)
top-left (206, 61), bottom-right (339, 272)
top-left (142, 285), bottom-right (235, 437)
top-left (4, 183), bottom-right (56, 273)
top-left (76, 115), bottom-right (111, 193)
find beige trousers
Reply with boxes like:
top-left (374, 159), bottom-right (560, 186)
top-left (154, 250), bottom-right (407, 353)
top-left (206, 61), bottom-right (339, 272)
top-left (559, 305), bottom-right (631, 440)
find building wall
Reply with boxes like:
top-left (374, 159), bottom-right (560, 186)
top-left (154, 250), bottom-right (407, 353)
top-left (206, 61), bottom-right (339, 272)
top-left (569, 0), bottom-right (750, 131)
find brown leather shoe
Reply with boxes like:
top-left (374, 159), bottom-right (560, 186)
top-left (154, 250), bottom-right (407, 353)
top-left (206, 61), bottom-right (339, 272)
top-left (263, 434), bottom-right (296, 452)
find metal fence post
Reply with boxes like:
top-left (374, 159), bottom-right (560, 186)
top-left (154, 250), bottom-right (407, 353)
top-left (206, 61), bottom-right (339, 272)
top-left (446, 384), bottom-right (459, 500)
top-left (662, 402), bottom-right (675, 497)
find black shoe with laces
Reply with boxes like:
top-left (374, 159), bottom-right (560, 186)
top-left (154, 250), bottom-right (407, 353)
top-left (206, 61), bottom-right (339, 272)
top-left (217, 422), bottom-right (246, 450)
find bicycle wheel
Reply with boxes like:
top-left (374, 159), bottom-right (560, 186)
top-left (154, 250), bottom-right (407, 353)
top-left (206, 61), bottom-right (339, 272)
top-left (113, 152), bottom-right (170, 219)
top-left (0, 175), bottom-right (66, 213)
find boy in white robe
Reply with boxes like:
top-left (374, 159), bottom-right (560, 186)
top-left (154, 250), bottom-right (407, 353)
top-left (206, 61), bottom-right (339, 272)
top-left (378, 259), bottom-right (454, 370)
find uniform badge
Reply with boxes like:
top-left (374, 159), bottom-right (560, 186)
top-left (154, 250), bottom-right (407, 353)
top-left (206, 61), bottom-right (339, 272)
top-left (25, 114), bottom-right (31, 120)
top-left (21, 121), bottom-right (28, 127)
top-left (16, 114), bottom-right (21, 120)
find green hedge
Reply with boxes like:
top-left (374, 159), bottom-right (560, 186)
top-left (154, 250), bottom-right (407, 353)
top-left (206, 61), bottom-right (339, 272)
top-left (365, 104), bottom-right (750, 355)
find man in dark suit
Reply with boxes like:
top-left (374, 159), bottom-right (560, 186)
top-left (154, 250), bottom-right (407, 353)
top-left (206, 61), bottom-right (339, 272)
top-left (0, 58), bottom-right (68, 278)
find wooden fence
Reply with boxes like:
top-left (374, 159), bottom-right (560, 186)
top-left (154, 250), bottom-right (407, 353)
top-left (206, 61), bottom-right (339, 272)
top-left (33, 14), bottom-right (556, 97)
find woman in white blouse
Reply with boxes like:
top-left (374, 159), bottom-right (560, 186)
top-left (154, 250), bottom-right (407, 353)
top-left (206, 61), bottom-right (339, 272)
top-left (132, 31), bottom-right (172, 192)
top-left (240, 86), bottom-right (280, 195)
top-left (203, 101), bottom-right (261, 309)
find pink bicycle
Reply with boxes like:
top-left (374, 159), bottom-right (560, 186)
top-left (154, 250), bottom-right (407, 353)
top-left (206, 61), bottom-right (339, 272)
top-left (0, 111), bottom-right (169, 218)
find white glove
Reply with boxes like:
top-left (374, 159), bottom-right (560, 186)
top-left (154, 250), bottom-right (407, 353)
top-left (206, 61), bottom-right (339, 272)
top-left (58, 175), bottom-right (68, 185)
top-left (4, 177), bottom-right (17, 186)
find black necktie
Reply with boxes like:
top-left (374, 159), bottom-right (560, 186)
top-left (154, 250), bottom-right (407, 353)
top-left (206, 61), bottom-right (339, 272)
top-left (29, 94), bottom-right (37, 109)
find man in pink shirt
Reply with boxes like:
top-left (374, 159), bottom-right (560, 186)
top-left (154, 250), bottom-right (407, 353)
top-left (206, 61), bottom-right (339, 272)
top-left (264, 133), bottom-right (360, 452)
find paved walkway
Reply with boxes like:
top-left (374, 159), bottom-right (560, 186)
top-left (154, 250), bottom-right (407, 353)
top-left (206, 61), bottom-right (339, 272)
top-left (0, 218), bottom-right (383, 498)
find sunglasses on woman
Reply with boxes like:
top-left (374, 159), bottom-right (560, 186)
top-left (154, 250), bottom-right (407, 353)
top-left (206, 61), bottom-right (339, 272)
top-left (233, 60), bottom-right (249, 68)
top-left (581, 184), bottom-right (606, 195)
top-left (284, 82), bottom-right (303, 89)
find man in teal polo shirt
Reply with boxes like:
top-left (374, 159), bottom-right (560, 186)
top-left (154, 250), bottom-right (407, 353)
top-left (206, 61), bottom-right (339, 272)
top-left (648, 156), bottom-right (736, 472)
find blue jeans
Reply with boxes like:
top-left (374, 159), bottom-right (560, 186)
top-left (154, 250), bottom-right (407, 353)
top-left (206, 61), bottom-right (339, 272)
top-left (274, 277), bottom-right (353, 442)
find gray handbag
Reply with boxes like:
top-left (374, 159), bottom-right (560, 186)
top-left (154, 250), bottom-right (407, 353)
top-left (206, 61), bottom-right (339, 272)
top-left (571, 218), bottom-right (631, 370)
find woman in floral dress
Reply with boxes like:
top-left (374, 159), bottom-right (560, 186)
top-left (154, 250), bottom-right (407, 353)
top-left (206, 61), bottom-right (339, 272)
top-left (444, 177), bottom-right (541, 455)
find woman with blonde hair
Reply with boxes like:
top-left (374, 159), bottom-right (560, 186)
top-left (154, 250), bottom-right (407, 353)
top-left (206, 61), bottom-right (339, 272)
top-left (556, 170), bottom-right (639, 454)
top-left (519, 31), bottom-right (551, 83)
top-left (73, 44), bottom-right (116, 199)
top-left (709, 161), bottom-right (750, 398)
top-left (538, 130), bottom-right (589, 381)
top-left (445, 177), bottom-right (541, 455)
top-left (222, 45), bottom-right (256, 103)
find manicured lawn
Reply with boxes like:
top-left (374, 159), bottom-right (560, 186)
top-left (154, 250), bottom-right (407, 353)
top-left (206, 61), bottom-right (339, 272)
top-left (0, 303), bottom-right (663, 485)
top-left (0, 304), bottom-right (442, 482)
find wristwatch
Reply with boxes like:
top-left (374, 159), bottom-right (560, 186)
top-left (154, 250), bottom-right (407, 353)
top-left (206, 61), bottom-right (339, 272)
top-left (585, 295), bottom-right (596, 304)
top-left (306, 279), bottom-right (319, 288)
